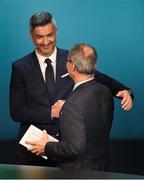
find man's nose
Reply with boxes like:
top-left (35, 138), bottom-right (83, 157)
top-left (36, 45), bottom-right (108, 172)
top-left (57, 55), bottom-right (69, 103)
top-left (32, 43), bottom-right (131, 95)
top-left (42, 37), bottom-right (49, 45)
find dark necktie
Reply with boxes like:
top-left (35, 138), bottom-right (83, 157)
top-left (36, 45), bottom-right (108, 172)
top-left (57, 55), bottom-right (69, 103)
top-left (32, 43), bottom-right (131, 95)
top-left (45, 58), bottom-right (55, 96)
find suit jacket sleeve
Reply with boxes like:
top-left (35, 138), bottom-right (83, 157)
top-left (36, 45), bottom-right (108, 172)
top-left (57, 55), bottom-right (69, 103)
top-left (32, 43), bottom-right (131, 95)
top-left (9, 63), bottom-right (51, 124)
top-left (45, 100), bottom-right (86, 159)
top-left (95, 71), bottom-right (134, 99)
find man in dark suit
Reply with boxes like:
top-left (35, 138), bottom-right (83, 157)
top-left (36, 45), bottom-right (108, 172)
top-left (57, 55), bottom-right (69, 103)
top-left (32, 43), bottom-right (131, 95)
top-left (26, 43), bottom-right (114, 170)
top-left (9, 11), bottom-right (133, 166)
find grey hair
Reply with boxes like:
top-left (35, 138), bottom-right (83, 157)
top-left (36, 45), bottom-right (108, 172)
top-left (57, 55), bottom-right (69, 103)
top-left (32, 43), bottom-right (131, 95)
top-left (29, 11), bottom-right (57, 32)
top-left (68, 43), bottom-right (97, 75)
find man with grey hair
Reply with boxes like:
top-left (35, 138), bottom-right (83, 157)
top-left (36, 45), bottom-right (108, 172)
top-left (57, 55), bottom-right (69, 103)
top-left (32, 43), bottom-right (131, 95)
top-left (10, 11), bottom-right (133, 166)
top-left (26, 43), bottom-right (114, 170)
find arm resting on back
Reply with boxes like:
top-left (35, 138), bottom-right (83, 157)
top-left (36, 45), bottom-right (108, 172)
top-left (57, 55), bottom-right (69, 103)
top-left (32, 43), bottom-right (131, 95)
top-left (95, 71), bottom-right (134, 100)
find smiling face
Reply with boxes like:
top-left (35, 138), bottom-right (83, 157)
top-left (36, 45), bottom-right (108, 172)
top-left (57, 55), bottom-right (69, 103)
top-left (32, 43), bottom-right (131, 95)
top-left (31, 23), bottom-right (57, 57)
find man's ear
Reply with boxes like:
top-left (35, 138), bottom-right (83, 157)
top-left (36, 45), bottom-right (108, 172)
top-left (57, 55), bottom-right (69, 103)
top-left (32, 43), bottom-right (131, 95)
top-left (72, 63), bottom-right (77, 72)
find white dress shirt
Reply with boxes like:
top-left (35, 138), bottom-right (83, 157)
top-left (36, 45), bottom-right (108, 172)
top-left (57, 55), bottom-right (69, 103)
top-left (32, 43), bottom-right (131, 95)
top-left (35, 48), bottom-right (57, 81)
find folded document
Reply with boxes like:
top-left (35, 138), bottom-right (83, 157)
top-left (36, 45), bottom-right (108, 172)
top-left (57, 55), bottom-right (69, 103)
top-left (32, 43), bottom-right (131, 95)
top-left (19, 124), bottom-right (59, 159)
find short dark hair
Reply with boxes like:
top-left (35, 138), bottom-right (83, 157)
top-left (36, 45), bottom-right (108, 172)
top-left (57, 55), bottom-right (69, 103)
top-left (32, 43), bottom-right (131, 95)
top-left (29, 11), bottom-right (57, 31)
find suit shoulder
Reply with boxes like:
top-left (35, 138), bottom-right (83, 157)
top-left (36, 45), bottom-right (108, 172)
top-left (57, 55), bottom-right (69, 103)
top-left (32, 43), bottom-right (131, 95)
top-left (95, 81), bottom-right (113, 98)
top-left (57, 47), bottom-right (69, 57)
top-left (12, 51), bottom-right (35, 67)
top-left (82, 80), bottom-right (112, 95)
top-left (95, 81), bottom-right (111, 91)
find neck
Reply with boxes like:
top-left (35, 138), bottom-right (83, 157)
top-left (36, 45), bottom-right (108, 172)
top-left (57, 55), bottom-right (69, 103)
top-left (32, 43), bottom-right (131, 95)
top-left (74, 73), bottom-right (93, 84)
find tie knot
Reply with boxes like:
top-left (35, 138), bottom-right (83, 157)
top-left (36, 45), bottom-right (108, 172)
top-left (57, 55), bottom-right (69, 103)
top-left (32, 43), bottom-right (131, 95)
top-left (45, 58), bottom-right (51, 65)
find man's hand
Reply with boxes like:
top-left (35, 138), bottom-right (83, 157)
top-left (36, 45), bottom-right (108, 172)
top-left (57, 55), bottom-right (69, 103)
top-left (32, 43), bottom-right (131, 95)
top-left (51, 100), bottom-right (65, 118)
top-left (116, 90), bottom-right (133, 111)
top-left (25, 130), bottom-right (48, 155)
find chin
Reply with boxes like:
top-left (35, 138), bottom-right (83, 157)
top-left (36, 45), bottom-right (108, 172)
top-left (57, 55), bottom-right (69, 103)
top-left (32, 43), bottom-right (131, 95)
top-left (40, 50), bottom-right (52, 56)
top-left (42, 48), bottom-right (54, 56)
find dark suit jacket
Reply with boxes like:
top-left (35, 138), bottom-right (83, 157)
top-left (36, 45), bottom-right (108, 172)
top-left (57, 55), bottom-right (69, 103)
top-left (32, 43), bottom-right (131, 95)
top-left (9, 48), bottom-right (130, 165)
top-left (10, 48), bottom-right (73, 164)
top-left (45, 79), bottom-right (114, 170)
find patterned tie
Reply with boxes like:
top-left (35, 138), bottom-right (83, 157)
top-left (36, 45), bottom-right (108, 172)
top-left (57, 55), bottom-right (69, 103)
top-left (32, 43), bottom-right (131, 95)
top-left (45, 58), bottom-right (55, 97)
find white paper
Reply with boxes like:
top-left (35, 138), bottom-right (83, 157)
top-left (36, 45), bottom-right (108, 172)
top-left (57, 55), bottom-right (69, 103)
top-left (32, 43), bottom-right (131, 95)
top-left (19, 124), bottom-right (58, 159)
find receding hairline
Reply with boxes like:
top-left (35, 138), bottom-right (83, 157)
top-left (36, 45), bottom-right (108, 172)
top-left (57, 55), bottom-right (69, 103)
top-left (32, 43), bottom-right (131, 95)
top-left (82, 45), bottom-right (95, 58)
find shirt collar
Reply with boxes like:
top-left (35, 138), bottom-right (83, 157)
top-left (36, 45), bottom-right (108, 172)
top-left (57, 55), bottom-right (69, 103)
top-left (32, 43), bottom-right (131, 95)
top-left (73, 77), bottom-right (94, 91)
top-left (35, 47), bottom-right (57, 64)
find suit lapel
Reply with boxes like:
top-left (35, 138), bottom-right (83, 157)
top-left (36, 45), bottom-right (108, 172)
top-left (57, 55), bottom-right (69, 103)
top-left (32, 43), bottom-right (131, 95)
top-left (29, 51), bottom-right (50, 98)
top-left (54, 48), bottom-right (68, 94)
top-left (30, 51), bottom-right (45, 84)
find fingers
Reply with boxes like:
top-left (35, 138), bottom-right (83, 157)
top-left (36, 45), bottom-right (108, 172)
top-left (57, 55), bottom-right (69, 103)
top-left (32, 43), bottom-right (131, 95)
top-left (27, 145), bottom-right (42, 155)
top-left (25, 140), bottom-right (38, 146)
top-left (121, 97), bottom-right (132, 110)
top-left (116, 91), bottom-right (122, 98)
top-left (116, 90), bottom-right (133, 111)
top-left (26, 129), bottom-right (48, 155)
top-left (121, 92), bottom-right (132, 110)
top-left (43, 130), bottom-right (49, 141)
top-left (43, 130), bottom-right (47, 134)
top-left (51, 100), bottom-right (65, 118)
top-left (52, 100), bottom-right (65, 107)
